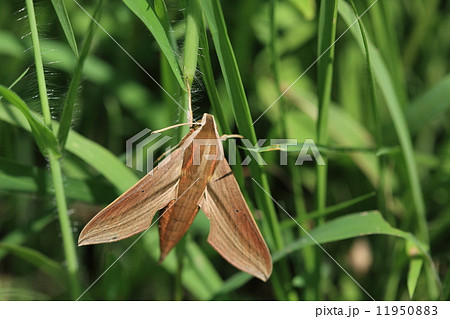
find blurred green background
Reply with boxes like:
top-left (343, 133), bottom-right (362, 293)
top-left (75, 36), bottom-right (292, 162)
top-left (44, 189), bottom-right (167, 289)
top-left (0, 0), bottom-right (449, 300)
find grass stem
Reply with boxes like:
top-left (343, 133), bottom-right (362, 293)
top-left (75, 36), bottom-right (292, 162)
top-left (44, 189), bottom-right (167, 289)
top-left (25, 0), bottom-right (80, 299)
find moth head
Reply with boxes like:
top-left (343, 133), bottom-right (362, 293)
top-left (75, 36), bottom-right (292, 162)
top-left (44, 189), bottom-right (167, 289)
top-left (200, 113), bottom-right (218, 131)
top-left (201, 113), bottom-right (214, 124)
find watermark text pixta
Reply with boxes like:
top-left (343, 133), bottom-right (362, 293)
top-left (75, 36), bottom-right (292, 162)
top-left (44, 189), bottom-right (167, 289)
top-left (126, 130), bottom-right (325, 173)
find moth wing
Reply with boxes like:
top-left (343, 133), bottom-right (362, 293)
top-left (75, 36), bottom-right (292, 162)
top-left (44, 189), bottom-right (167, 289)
top-left (199, 159), bottom-right (272, 281)
top-left (78, 147), bottom-right (185, 246)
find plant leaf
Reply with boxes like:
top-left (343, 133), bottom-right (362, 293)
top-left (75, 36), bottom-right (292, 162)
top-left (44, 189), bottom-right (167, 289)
top-left (407, 74), bottom-right (450, 134)
top-left (0, 157), bottom-right (117, 203)
top-left (0, 214), bottom-right (54, 260)
top-left (122, 0), bottom-right (185, 89)
top-left (50, 0), bottom-right (79, 57)
top-left (0, 243), bottom-right (66, 282)
top-left (0, 85), bottom-right (60, 158)
top-left (338, 0), bottom-right (428, 243)
top-left (7, 68), bottom-right (30, 90)
top-left (0, 103), bottom-right (136, 192)
top-left (407, 257), bottom-right (423, 298)
top-left (58, 0), bottom-right (102, 149)
top-left (251, 143), bottom-right (377, 154)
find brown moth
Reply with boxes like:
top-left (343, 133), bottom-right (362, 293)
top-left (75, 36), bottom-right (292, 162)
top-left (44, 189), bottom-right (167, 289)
top-left (78, 113), bottom-right (272, 281)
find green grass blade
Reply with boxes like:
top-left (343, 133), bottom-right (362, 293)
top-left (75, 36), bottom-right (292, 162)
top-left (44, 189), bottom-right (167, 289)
top-left (252, 143), bottom-right (377, 154)
top-left (407, 75), bottom-right (450, 134)
top-left (26, 0), bottom-right (52, 128)
top-left (339, 1), bottom-right (428, 244)
top-left (185, 239), bottom-right (223, 293)
top-left (197, 13), bottom-right (246, 189)
top-left (315, 2), bottom-right (338, 297)
top-left (407, 254), bottom-right (423, 298)
top-left (154, 0), bottom-right (174, 47)
top-left (197, 18), bottom-right (229, 134)
top-left (58, 0), bottom-right (102, 149)
top-left (276, 211), bottom-right (430, 265)
top-left (0, 104), bottom-right (137, 193)
top-left (316, 0), bottom-right (337, 143)
top-left (269, 0), bottom-right (307, 230)
top-left (156, 1), bottom-right (182, 130)
top-left (0, 243), bottom-right (66, 282)
top-left (26, 0), bottom-right (80, 299)
top-left (269, 1), bottom-right (305, 300)
top-left (50, 0), bottom-right (79, 57)
top-left (0, 86), bottom-right (60, 158)
top-left (48, 153), bottom-right (80, 298)
top-left (6, 68), bottom-right (30, 90)
top-left (350, 0), bottom-right (386, 220)
top-left (200, 0), bottom-right (257, 143)
top-left (281, 192), bottom-right (376, 228)
top-left (316, 0), bottom-right (337, 215)
top-left (443, 270), bottom-right (450, 301)
top-left (0, 214), bottom-right (54, 260)
top-left (122, 0), bottom-right (185, 89)
top-left (0, 157), bottom-right (117, 203)
top-left (368, 0), bottom-right (407, 105)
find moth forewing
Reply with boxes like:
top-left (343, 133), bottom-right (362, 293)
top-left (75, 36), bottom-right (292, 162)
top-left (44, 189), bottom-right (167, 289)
top-left (77, 126), bottom-right (198, 246)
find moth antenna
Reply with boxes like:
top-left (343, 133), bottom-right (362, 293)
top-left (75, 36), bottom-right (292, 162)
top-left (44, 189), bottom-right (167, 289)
top-left (154, 144), bottom-right (178, 165)
top-left (152, 122), bottom-right (193, 134)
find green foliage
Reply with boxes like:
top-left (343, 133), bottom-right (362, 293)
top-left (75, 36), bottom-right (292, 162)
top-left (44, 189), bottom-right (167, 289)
top-left (122, 0), bottom-right (185, 90)
top-left (50, 0), bottom-right (79, 57)
top-left (0, 0), bottom-right (448, 301)
top-left (0, 85), bottom-right (60, 157)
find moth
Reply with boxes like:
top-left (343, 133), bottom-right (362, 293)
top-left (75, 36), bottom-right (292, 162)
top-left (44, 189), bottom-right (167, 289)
top-left (78, 113), bottom-right (272, 281)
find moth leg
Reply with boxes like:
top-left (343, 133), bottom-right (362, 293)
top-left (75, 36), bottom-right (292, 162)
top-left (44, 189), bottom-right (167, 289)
top-left (152, 122), bottom-right (197, 134)
top-left (220, 134), bottom-right (243, 141)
